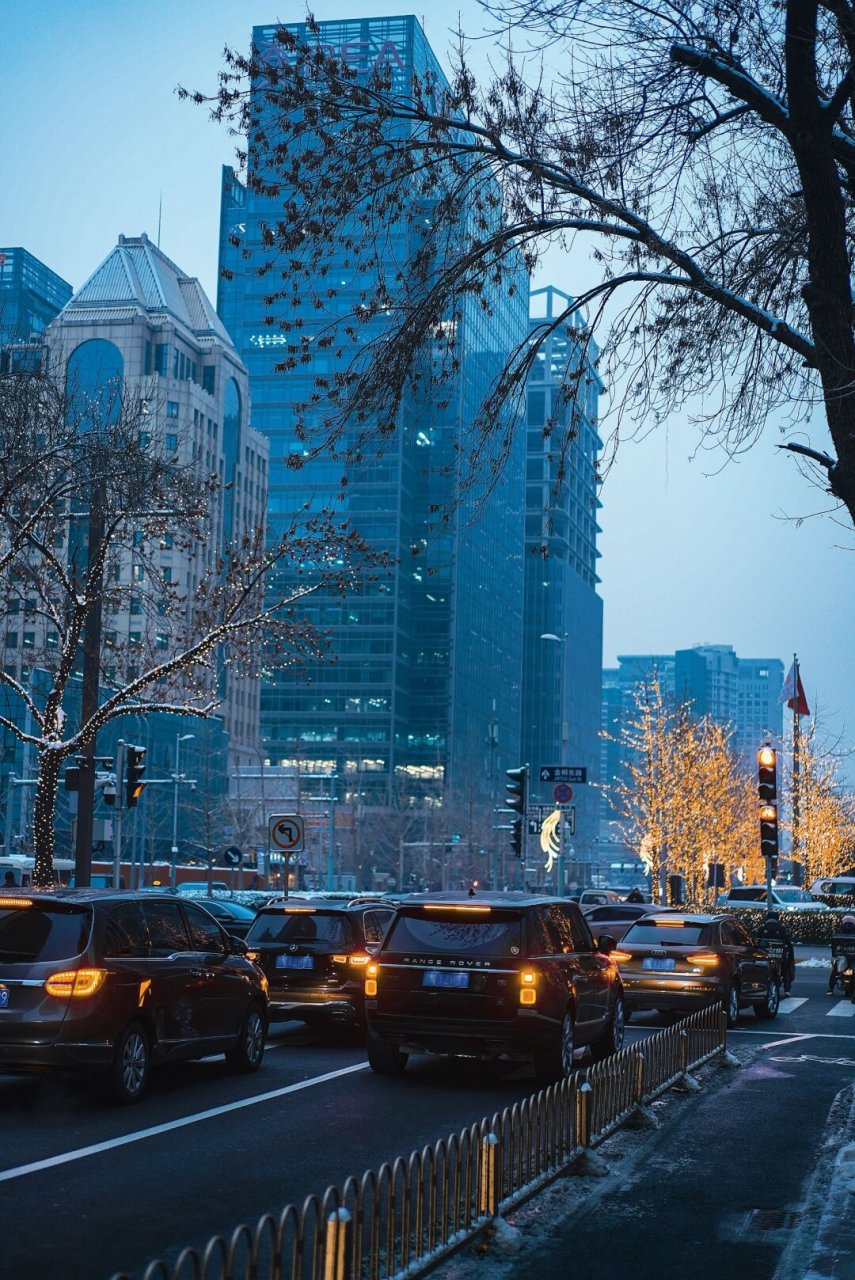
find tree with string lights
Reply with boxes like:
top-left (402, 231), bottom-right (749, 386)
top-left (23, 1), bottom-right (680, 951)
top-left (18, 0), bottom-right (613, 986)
top-left (788, 724), bottom-right (855, 888)
top-left (611, 674), bottom-right (760, 903)
top-left (0, 367), bottom-right (383, 887)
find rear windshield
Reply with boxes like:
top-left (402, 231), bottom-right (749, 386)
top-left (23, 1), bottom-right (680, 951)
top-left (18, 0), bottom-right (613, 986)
top-left (246, 909), bottom-right (354, 946)
top-left (385, 910), bottom-right (523, 958)
top-left (726, 889), bottom-right (764, 901)
top-left (0, 902), bottom-right (92, 963)
top-left (623, 922), bottom-right (714, 947)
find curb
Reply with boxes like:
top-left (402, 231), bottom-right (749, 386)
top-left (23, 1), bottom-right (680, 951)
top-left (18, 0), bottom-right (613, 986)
top-left (775, 1083), bottom-right (855, 1280)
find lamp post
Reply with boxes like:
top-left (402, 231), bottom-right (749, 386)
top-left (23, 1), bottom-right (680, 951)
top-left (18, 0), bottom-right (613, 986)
top-left (171, 733), bottom-right (194, 888)
top-left (540, 632), bottom-right (569, 896)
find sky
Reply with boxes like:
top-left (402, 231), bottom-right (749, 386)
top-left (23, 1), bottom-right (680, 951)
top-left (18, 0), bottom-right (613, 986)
top-left (3, 1), bottom-right (853, 779)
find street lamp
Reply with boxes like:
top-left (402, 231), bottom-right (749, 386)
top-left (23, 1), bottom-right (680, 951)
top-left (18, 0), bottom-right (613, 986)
top-left (171, 733), bottom-right (194, 887)
top-left (540, 633), bottom-right (569, 896)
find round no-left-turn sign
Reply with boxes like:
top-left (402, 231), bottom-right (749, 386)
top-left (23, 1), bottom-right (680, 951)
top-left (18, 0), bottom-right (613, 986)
top-left (553, 782), bottom-right (574, 805)
top-left (269, 814), bottom-right (305, 853)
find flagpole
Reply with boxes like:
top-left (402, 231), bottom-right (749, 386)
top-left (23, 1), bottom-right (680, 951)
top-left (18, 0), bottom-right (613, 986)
top-left (792, 652), bottom-right (801, 879)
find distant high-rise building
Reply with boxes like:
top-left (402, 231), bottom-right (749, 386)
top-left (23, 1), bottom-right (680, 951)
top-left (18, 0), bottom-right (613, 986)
top-left (0, 247), bottom-right (72, 363)
top-left (520, 287), bottom-right (604, 868)
top-left (601, 645), bottom-right (785, 823)
top-left (217, 16), bottom-right (529, 821)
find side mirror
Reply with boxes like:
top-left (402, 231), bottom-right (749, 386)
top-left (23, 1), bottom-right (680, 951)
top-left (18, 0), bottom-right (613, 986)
top-left (229, 934), bottom-right (249, 955)
top-left (597, 934), bottom-right (617, 955)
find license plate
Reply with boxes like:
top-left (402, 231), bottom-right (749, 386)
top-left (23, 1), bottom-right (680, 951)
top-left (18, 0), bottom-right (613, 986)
top-left (642, 957), bottom-right (676, 971)
top-left (422, 970), bottom-right (470, 989)
top-left (0, 989), bottom-right (8, 1009)
top-left (276, 954), bottom-right (313, 970)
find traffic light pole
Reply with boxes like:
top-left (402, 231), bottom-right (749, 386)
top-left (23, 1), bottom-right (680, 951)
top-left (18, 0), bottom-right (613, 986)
top-left (111, 740), bottom-right (125, 890)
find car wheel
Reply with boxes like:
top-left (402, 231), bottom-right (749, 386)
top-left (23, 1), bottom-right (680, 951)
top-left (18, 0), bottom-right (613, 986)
top-left (725, 984), bottom-right (741, 1029)
top-left (110, 1021), bottom-right (150, 1104)
top-left (225, 1003), bottom-right (266, 1073)
top-left (534, 1012), bottom-right (575, 1084)
top-left (366, 1027), bottom-right (408, 1074)
top-left (753, 977), bottom-right (780, 1021)
top-left (591, 996), bottom-right (625, 1061)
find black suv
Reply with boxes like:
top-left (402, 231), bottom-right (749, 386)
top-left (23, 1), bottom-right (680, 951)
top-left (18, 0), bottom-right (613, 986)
top-left (245, 896), bottom-right (395, 1027)
top-left (364, 892), bottom-right (624, 1081)
top-left (0, 890), bottom-right (269, 1103)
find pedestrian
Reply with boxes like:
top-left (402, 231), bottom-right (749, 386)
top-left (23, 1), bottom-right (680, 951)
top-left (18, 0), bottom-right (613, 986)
top-left (828, 913), bottom-right (855, 996)
top-left (625, 887), bottom-right (644, 903)
top-left (2, 870), bottom-right (16, 887)
top-left (755, 911), bottom-right (795, 994)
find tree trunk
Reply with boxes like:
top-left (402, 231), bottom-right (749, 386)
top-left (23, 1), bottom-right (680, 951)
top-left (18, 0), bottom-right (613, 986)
top-left (32, 751), bottom-right (62, 887)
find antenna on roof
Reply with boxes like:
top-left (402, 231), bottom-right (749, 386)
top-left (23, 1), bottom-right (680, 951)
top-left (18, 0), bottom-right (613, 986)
top-left (157, 192), bottom-right (163, 248)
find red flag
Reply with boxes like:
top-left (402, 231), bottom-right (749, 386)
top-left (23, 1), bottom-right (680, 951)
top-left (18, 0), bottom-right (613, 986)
top-left (780, 662), bottom-right (810, 715)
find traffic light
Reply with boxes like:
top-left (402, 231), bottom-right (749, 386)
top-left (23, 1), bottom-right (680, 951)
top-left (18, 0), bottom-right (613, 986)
top-left (758, 744), bottom-right (777, 803)
top-left (505, 764), bottom-right (529, 816)
top-left (125, 745), bottom-right (147, 808)
top-left (760, 802), bottom-right (779, 865)
top-left (505, 765), bottom-right (528, 860)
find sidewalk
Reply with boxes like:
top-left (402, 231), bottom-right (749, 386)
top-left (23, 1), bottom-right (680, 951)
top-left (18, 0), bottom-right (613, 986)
top-left (436, 1048), bottom-right (855, 1280)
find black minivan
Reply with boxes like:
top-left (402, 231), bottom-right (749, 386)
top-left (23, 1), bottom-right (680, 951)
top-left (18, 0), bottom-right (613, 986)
top-left (0, 889), bottom-right (269, 1102)
top-left (364, 891), bottom-right (624, 1081)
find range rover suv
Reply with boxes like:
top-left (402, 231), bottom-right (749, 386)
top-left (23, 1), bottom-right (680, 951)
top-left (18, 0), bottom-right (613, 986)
top-left (363, 892), bottom-right (624, 1081)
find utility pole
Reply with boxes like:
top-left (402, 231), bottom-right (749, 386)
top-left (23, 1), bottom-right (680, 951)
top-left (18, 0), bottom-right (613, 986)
top-left (326, 773), bottom-right (337, 891)
top-left (111, 740), bottom-right (125, 889)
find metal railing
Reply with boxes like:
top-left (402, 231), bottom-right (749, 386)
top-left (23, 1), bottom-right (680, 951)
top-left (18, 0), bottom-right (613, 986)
top-left (112, 1004), bottom-right (726, 1280)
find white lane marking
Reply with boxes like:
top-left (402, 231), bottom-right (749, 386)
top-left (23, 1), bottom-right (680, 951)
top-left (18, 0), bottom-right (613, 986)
top-left (758, 1033), bottom-right (815, 1050)
top-left (771, 1054), bottom-right (855, 1067)
top-left (827, 1001), bottom-right (855, 1018)
top-left (728, 1029), bottom-right (855, 1040)
top-left (778, 997), bottom-right (808, 1014)
top-left (0, 1062), bottom-right (368, 1184)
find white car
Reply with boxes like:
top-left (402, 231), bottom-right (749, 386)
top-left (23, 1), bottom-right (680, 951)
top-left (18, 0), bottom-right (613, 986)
top-left (718, 885), bottom-right (829, 913)
top-left (810, 877), bottom-right (855, 899)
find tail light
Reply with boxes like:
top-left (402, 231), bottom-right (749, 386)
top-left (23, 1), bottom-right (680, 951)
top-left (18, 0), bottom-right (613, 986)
top-left (519, 968), bottom-right (538, 1006)
top-left (687, 953), bottom-right (720, 968)
top-left (44, 969), bottom-right (107, 999)
top-left (365, 962), bottom-right (379, 997)
top-left (348, 953), bottom-right (370, 966)
top-left (246, 950), bottom-right (261, 964)
top-left (610, 950), bottom-right (633, 964)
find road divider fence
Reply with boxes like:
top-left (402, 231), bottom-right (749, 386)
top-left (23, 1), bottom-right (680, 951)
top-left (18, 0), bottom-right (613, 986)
top-left (111, 1003), bottom-right (726, 1280)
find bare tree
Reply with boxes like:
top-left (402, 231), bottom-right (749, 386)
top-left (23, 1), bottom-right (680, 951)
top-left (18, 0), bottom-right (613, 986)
top-left (189, 2), bottom-right (855, 527)
top-left (0, 367), bottom-right (383, 885)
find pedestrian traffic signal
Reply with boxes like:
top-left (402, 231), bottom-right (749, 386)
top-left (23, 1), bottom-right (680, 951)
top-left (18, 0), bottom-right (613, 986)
top-left (126, 745), bottom-right (147, 809)
top-left (760, 802), bottom-right (778, 862)
top-left (505, 764), bottom-right (529, 817)
top-left (510, 818), bottom-right (523, 859)
top-left (758, 745), bottom-right (777, 803)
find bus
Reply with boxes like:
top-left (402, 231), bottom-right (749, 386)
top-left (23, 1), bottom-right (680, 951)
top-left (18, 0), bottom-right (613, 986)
top-left (0, 854), bottom-right (264, 891)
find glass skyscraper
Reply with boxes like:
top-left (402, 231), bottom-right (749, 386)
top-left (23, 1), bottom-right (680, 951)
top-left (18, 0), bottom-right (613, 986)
top-left (521, 287), bottom-right (604, 873)
top-left (218, 16), bottom-right (529, 817)
top-left (0, 247), bottom-right (72, 362)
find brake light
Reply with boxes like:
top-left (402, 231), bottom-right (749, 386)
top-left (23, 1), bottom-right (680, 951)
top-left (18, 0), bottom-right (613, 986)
top-left (610, 950), bottom-right (633, 964)
top-left (0, 897), bottom-right (32, 908)
top-left (688, 953), bottom-right (720, 967)
top-left (422, 905), bottom-right (491, 913)
top-left (44, 968), bottom-right (107, 999)
top-left (349, 953), bottom-right (370, 966)
top-left (519, 969), bottom-right (538, 1005)
top-left (365, 962), bottom-right (379, 997)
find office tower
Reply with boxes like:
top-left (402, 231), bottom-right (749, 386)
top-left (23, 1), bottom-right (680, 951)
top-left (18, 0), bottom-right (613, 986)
top-left (520, 287), bottom-right (604, 872)
top-left (218, 16), bottom-right (529, 825)
top-left (0, 247), bottom-right (72, 366)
